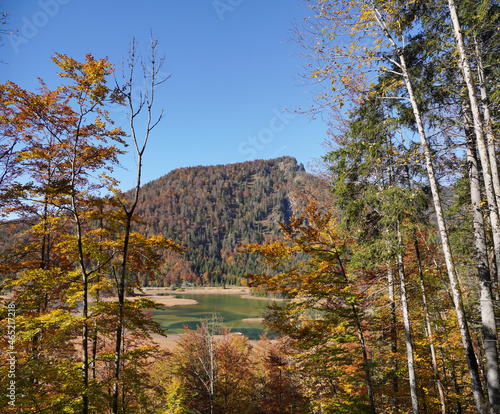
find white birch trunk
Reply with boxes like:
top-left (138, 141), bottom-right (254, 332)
top-left (447, 0), bottom-right (500, 305)
top-left (370, 5), bottom-right (487, 411)
top-left (475, 38), bottom-right (500, 224)
top-left (387, 264), bottom-right (399, 414)
top-left (400, 54), bottom-right (486, 414)
top-left (397, 227), bottom-right (419, 414)
top-left (447, 3), bottom-right (500, 411)
top-left (464, 103), bottom-right (500, 414)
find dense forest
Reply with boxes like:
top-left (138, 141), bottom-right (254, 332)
top-left (132, 156), bottom-right (318, 286)
top-left (2, 0), bottom-right (500, 413)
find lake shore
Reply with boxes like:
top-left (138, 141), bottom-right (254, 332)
top-left (139, 287), bottom-right (274, 350)
top-left (1, 286), bottom-right (284, 305)
top-left (1, 286), bottom-right (278, 351)
top-left (140, 286), bottom-right (287, 301)
top-left (87, 293), bottom-right (198, 307)
top-left (240, 294), bottom-right (287, 301)
top-left (140, 286), bottom-right (249, 295)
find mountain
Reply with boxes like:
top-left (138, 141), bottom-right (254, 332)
top-left (132, 156), bottom-right (322, 287)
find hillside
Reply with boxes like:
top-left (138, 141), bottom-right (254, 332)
top-left (132, 156), bottom-right (320, 286)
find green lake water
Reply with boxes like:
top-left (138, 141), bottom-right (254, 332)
top-left (149, 293), bottom-right (281, 340)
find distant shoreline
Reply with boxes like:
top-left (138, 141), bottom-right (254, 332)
top-left (140, 286), bottom-right (248, 296)
top-left (240, 294), bottom-right (287, 301)
top-left (141, 286), bottom-right (286, 301)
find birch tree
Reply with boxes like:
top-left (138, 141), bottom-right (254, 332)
top-left (298, 1), bottom-right (487, 411)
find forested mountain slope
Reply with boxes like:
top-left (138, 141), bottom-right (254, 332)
top-left (132, 156), bottom-right (320, 286)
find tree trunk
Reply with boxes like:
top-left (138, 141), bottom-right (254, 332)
top-left (397, 47), bottom-right (487, 414)
top-left (82, 275), bottom-right (89, 414)
top-left (464, 103), bottom-right (500, 414)
top-left (387, 264), bottom-right (399, 414)
top-left (72, 198), bottom-right (89, 414)
top-left (334, 243), bottom-right (376, 413)
top-left (112, 216), bottom-right (133, 414)
top-left (447, 3), bottom-right (500, 410)
top-left (447, 16), bottom-right (500, 400)
top-left (474, 37), bottom-right (500, 299)
top-left (370, 7), bottom-right (486, 410)
top-left (474, 37), bottom-right (500, 226)
top-left (353, 304), bottom-right (376, 414)
top-left (397, 226), bottom-right (420, 414)
top-left (413, 234), bottom-right (446, 414)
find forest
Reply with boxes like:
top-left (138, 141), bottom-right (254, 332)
top-left (132, 156), bottom-right (323, 287)
top-left (2, 0), bottom-right (500, 413)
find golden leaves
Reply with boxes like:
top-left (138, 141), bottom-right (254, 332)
top-left (302, 0), bottom-right (418, 110)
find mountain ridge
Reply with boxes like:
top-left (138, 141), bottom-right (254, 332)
top-left (132, 156), bottom-right (319, 286)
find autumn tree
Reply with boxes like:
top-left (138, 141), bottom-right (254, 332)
top-left (164, 315), bottom-right (257, 414)
top-left (0, 48), bottom-right (177, 413)
top-left (0, 52), bottom-right (128, 413)
top-left (109, 34), bottom-right (172, 414)
top-left (295, 1), bottom-right (500, 411)
top-left (244, 201), bottom-right (376, 413)
top-left (253, 336), bottom-right (310, 414)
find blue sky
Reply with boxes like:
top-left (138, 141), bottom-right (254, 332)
top-left (2, 0), bottom-right (329, 190)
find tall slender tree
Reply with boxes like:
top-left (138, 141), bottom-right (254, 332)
top-left (297, 2), bottom-right (488, 410)
top-left (111, 35), bottom-right (170, 414)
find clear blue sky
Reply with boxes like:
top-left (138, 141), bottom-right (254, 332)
top-left (2, 0), bottom-right (329, 190)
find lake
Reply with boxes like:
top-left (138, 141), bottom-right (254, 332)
top-left (149, 293), bottom-right (281, 340)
